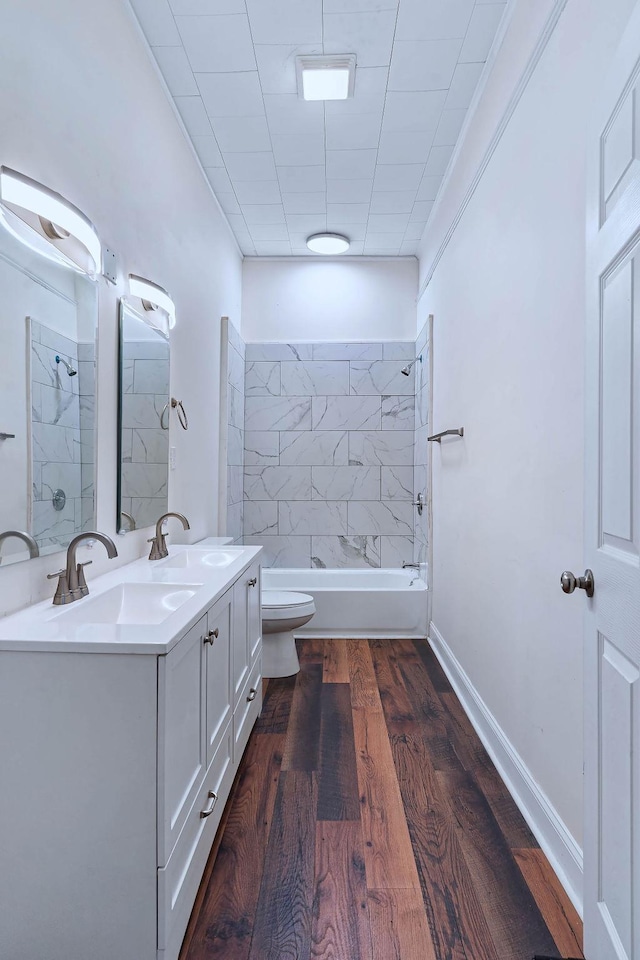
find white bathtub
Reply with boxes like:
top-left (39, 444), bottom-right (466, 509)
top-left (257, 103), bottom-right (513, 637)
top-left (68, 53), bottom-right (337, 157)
top-left (261, 568), bottom-right (428, 640)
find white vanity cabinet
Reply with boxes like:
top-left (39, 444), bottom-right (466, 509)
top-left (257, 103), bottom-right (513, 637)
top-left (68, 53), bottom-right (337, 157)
top-left (0, 549), bottom-right (262, 960)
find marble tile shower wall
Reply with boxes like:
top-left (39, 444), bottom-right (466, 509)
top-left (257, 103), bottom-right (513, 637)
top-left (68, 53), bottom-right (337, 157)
top-left (31, 321), bottom-right (82, 549)
top-left (243, 342), bottom-right (417, 569)
top-left (120, 340), bottom-right (170, 529)
top-left (226, 322), bottom-right (245, 543)
top-left (413, 320), bottom-right (430, 570)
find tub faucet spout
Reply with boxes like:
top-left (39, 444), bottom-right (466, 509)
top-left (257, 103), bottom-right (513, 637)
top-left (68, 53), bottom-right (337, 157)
top-left (402, 561), bottom-right (420, 569)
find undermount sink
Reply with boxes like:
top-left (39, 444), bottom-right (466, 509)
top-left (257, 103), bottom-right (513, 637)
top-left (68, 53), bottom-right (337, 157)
top-left (50, 582), bottom-right (202, 626)
top-left (158, 547), bottom-right (245, 570)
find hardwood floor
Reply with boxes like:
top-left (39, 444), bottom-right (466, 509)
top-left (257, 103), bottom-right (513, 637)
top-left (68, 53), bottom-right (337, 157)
top-left (180, 639), bottom-right (583, 960)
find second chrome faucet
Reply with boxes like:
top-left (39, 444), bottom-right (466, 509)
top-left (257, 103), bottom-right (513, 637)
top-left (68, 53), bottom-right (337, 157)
top-left (148, 512), bottom-right (190, 561)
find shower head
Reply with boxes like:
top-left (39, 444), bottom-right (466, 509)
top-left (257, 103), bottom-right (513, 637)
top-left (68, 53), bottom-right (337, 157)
top-left (55, 355), bottom-right (77, 377)
top-left (401, 355), bottom-right (422, 376)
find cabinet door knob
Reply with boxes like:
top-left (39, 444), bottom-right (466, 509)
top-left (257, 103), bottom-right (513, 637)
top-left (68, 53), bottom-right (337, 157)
top-left (247, 577), bottom-right (257, 587)
top-left (246, 687), bottom-right (257, 702)
top-left (204, 627), bottom-right (219, 645)
top-left (200, 790), bottom-right (218, 818)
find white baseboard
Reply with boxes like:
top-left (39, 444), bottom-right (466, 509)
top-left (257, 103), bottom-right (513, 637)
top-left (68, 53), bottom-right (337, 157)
top-left (428, 621), bottom-right (584, 917)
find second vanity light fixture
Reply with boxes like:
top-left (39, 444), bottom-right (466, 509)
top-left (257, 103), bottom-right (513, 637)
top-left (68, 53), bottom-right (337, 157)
top-left (0, 166), bottom-right (101, 276)
top-left (128, 274), bottom-right (176, 333)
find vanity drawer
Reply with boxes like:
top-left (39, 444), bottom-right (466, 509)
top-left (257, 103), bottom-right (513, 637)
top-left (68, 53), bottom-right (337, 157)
top-left (233, 656), bottom-right (262, 763)
top-left (157, 724), bottom-right (234, 955)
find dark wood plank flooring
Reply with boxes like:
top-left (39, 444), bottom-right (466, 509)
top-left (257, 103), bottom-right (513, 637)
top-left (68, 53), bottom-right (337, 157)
top-left (180, 639), bottom-right (583, 960)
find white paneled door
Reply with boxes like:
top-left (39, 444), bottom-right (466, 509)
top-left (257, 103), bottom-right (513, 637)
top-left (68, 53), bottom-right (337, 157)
top-left (584, 3), bottom-right (640, 958)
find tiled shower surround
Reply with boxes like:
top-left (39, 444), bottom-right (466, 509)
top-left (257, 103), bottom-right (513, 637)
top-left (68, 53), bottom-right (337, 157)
top-left (225, 319), bottom-right (246, 543)
top-left (242, 341), bottom-right (422, 569)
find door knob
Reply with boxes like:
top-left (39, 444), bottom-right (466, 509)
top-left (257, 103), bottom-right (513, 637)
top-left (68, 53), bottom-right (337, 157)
top-left (560, 569), bottom-right (594, 598)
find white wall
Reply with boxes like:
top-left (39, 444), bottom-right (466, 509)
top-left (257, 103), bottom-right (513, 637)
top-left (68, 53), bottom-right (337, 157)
top-left (418, 0), bottom-right (637, 888)
top-left (0, 0), bottom-right (242, 616)
top-left (242, 258), bottom-right (417, 342)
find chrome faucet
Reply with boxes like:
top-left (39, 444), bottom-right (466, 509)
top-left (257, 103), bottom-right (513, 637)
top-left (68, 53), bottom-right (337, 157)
top-left (402, 561), bottom-right (420, 569)
top-left (48, 532), bottom-right (118, 605)
top-left (0, 530), bottom-right (39, 562)
top-left (148, 512), bottom-right (190, 561)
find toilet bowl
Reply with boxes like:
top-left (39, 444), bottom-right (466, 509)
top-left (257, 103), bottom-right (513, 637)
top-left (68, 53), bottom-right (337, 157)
top-left (261, 590), bottom-right (316, 678)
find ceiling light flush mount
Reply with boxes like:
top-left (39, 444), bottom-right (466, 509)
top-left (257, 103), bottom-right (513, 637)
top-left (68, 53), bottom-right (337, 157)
top-left (296, 55), bottom-right (356, 101)
top-left (306, 233), bottom-right (350, 255)
top-left (0, 166), bottom-right (101, 276)
top-left (128, 275), bottom-right (176, 332)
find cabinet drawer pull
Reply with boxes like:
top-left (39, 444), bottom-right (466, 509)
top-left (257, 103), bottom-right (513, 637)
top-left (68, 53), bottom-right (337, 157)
top-left (200, 791), bottom-right (218, 818)
top-left (204, 628), bottom-right (219, 645)
top-left (247, 577), bottom-right (257, 587)
top-left (246, 687), bottom-right (257, 702)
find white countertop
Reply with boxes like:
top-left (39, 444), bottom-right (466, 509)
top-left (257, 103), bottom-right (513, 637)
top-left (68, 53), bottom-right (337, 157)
top-left (0, 542), bottom-right (262, 655)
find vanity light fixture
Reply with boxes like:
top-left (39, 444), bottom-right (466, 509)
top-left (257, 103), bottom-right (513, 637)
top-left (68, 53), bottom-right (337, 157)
top-left (128, 274), bottom-right (176, 330)
top-left (296, 55), bottom-right (356, 101)
top-left (0, 166), bottom-right (101, 275)
top-left (306, 233), bottom-right (350, 255)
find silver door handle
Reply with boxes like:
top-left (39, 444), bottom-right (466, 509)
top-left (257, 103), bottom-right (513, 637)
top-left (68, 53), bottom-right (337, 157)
top-left (247, 577), bottom-right (257, 587)
top-left (200, 790), bottom-right (218, 818)
top-left (560, 569), bottom-right (594, 598)
top-left (204, 627), bottom-right (219, 645)
top-left (246, 687), bottom-right (257, 702)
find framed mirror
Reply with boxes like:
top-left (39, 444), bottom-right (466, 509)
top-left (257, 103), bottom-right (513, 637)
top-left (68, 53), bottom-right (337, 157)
top-left (116, 298), bottom-right (170, 533)
top-left (0, 223), bottom-right (98, 566)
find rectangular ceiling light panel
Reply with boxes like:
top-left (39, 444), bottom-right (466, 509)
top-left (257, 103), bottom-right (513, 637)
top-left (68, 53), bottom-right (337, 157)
top-left (296, 55), bottom-right (356, 101)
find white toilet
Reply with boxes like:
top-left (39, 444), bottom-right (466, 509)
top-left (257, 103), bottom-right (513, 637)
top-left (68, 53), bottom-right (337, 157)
top-left (261, 590), bottom-right (316, 678)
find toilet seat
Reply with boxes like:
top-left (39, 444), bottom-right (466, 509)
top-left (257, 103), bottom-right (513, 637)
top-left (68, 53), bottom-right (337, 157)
top-left (262, 590), bottom-right (314, 609)
top-left (261, 590), bottom-right (315, 624)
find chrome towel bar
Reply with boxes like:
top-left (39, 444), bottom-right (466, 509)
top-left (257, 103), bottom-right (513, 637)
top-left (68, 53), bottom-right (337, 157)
top-left (428, 428), bottom-right (464, 442)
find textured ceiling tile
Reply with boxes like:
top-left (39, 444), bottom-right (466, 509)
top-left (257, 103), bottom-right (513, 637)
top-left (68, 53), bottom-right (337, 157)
top-left (323, 0), bottom-right (398, 10)
top-left (323, 10), bottom-right (397, 68)
top-left (152, 46), bottom-right (199, 96)
top-left (367, 213), bottom-right (411, 233)
top-left (254, 43), bottom-right (322, 95)
top-left (278, 165), bottom-right (326, 193)
top-left (177, 14), bottom-right (256, 72)
top-left (282, 193), bottom-right (327, 214)
top-left (416, 175), bottom-right (443, 201)
top-left (326, 150), bottom-right (377, 180)
top-left (382, 90), bottom-right (447, 133)
top-left (191, 135), bottom-right (224, 167)
top-left (264, 94), bottom-right (324, 135)
top-left (211, 116), bottom-right (271, 153)
top-left (410, 201), bottom-right (435, 221)
top-left (169, 0), bottom-right (245, 13)
top-left (246, 0), bottom-right (322, 44)
top-left (373, 164), bottom-right (424, 192)
top-left (377, 131), bottom-right (435, 165)
top-left (216, 192), bottom-right (242, 215)
top-left (434, 107), bottom-right (467, 145)
top-left (206, 166), bottom-right (234, 194)
top-left (369, 191), bottom-right (416, 214)
top-left (130, 0), bottom-right (181, 45)
top-left (249, 223), bottom-right (290, 241)
top-left (395, 0), bottom-right (474, 41)
top-left (404, 220), bottom-right (428, 240)
top-left (388, 39), bottom-right (462, 91)
top-left (325, 113), bottom-right (383, 151)
top-left (286, 214), bottom-right (325, 232)
top-left (174, 96), bottom-right (213, 136)
top-left (234, 181), bottom-right (283, 204)
top-left (424, 144), bottom-right (454, 176)
top-left (243, 204), bottom-right (287, 224)
top-left (444, 61), bottom-right (484, 108)
top-left (197, 72), bottom-right (264, 117)
top-left (325, 222), bottom-right (366, 241)
top-left (271, 133), bottom-right (326, 166)
top-left (326, 202), bottom-right (370, 222)
top-left (225, 152), bottom-right (278, 180)
top-left (253, 241), bottom-right (293, 255)
top-left (459, 3), bottom-right (505, 63)
top-left (326, 179), bottom-right (374, 203)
